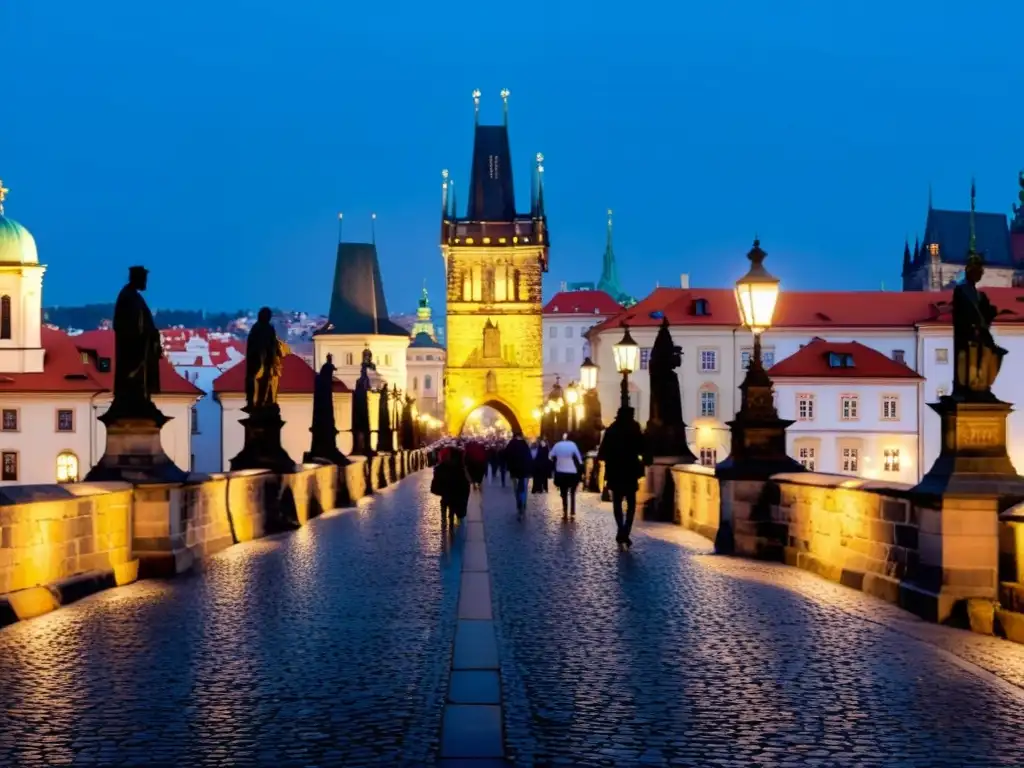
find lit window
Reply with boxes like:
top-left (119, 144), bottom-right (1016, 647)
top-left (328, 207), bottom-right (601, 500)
top-left (1, 451), bottom-right (17, 481)
top-left (700, 389), bottom-right (717, 418)
top-left (1, 409), bottom-right (17, 431)
top-left (639, 348), bottom-right (652, 370)
top-left (935, 348), bottom-right (949, 364)
top-left (842, 446), bottom-right (859, 473)
top-left (699, 447), bottom-right (717, 466)
top-left (797, 445), bottom-right (816, 471)
top-left (840, 395), bottom-right (859, 420)
top-left (57, 409), bottom-right (75, 432)
top-left (892, 349), bottom-right (906, 364)
top-left (56, 451), bottom-right (79, 483)
top-left (797, 394), bottom-right (814, 421)
top-left (884, 448), bottom-right (901, 473)
top-left (882, 395), bottom-right (899, 421)
top-left (928, 243), bottom-right (939, 257)
top-left (699, 349), bottom-right (717, 372)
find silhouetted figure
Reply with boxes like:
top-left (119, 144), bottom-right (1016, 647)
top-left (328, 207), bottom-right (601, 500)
top-left (377, 385), bottom-right (394, 453)
top-left (645, 316), bottom-right (697, 460)
top-left (532, 438), bottom-right (551, 494)
top-left (111, 265), bottom-right (163, 417)
top-left (352, 348), bottom-right (375, 456)
top-left (550, 433), bottom-right (584, 517)
top-left (305, 353), bottom-right (349, 465)
top-left (598, 406), bottom-right (649, 548)
top-left (245, 307), bottom-right (287, 411)
top-left (504, 432), bottom-right (533, 515)
top-left (433, 447), bottom-right (471, 524)
top-left (953, 253), bottom-right (1007, 400)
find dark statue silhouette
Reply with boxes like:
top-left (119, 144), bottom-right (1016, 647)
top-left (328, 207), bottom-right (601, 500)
top-left (351, 348), bottom-right (375, 456)
top-left (645, 317), bottom-right (697, 460)
top-left (245, 307), bottom-right (289, 411)
top-left (110, 265), bottom-right (164, 419)
top-left (304, 352), bottom-right (349, 465)
top-left (952, 254), bottom-right (1008, 401)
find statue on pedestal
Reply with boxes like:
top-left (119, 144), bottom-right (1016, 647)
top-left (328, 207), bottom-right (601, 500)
top-left (351, 347), bottom-right (375, 456)
top-left (400, 395), bottom-right (416, 451)
top-left (377, 383), bottom-right (394, 453)
top-left (304, 353), bottom-right (349, 465)
top-left (952, 253), bottom-right (1008, 401)
top-left (645, 317), bottom-right (697, 461)
top-left (229, 307), bottom-right (295, 473)
top-left (86, 266), bottom-right (188, 483)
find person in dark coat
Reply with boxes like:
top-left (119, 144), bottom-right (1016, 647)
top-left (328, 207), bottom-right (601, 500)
top-left (465, 440), bottom-right (488, 490)
top-left (531, 438), bottom-right (551, 494)
top-left (432, 446), bottom-right (471, 524)
top-left (597, 407), bottom-right (649, 548)
top-left (503, 432), bottom-right (533, 515)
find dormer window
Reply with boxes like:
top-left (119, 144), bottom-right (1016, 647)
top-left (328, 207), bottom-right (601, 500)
top-left (97, 357), bottom-right (112, 372)
top-left (828, 352), bottom-right (855, 368)
top-left (928, 243), bottom-right (939, 257)
top-left (649, 310), bottom-right (664, 320)
top-left (693, 299), bottom-right (709, 316)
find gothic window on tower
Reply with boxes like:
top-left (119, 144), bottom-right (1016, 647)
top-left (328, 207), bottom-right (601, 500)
top-left (472, 265), bottom-right (483, 302)
top-left (463, 269), bottom-right (473, 301)
top-left (495, 265), bottom-right (508, 302)
top-left (482, 265), bottom-right (496, 303)
top-left (0, 295), bottom-right (10, 340)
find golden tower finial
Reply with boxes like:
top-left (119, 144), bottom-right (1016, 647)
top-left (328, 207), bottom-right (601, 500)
top-left (0, 179), bottom-right (8, 215)
top-left (536, 152), bottom-right (544, 174)
top-left (472, 89), bottom-right (481, 124)
top-left (501, 88), bottom-right (510, 124)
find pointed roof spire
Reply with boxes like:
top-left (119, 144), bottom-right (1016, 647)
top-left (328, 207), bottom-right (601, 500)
top-left (441, 169), bottom-right (449, 217)
top-left (597, 208), bottom-right (629, 303)
top-left (535, 153), bottom-right (546, 217)
top-left (914, 235), bottom-right (920, 261)
top-left (500, 88), bottom-right (510, 125)
top-left (337, 212), bottom-right (344, 244)
top-left (472, 89), bottom-right (481, 125)
top-left (968, 177), bottom-right (978, 255)
top-left (371, 212), bottom-right (377, 245)
top-left (607, 208), bottom-right (614, 250)
top-left (902, 237), bottom-right (912, 276)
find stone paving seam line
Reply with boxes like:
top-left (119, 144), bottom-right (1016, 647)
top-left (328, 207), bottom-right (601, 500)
top-left (440, 491), bottom-right (507, 763)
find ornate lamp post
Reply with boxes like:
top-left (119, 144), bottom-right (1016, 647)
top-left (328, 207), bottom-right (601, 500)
top-left (719, 238), bottom-right (803, 477)
top-left (565, 381), bottom-right (580, 433)
top-left (612, 323), bottom-right (639, 412)
top-left (578, 356), bottom-right (603, 453)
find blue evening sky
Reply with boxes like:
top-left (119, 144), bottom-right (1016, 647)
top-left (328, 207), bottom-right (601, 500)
top-left (2, 2), bottom-right (1021, 314)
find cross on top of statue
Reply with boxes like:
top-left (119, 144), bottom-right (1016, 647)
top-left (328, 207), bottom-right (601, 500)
top-left (0, 179), bottom-right (9, 213)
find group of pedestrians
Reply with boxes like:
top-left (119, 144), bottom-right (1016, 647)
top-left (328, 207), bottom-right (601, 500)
top-left (429, 406), bottom-right (647, 549)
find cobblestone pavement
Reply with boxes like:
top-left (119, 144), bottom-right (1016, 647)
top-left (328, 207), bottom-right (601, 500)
top-left (483, 483), bottom-right (1024, 767)
top-left (0, 473), bottom-right (461, 767)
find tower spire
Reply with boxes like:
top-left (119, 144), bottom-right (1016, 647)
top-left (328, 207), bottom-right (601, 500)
top-left (472, 89), bottom-right (481, 126)
top-left (534, 153), bottom-right (546, 218)
top-left (337, 212), bottom-right (343, 244)
top-left (441, 169), bottom-right (449, 217)
top-left (448, 177), bottom-right (456, 219)
top-left (500, 88), bottom-right (510, 125)
top-left (371, 212), bottom-right (377, 246)
top-left (969, 177), bottom-right (977, 255)
top-left (597, 208), bottom-right (628, 303)
top-left (902, 236), bottom-right (912, 276)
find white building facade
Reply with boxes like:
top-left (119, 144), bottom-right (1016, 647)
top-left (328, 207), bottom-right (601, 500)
top-left (542, 289), bottom-right (621, 391)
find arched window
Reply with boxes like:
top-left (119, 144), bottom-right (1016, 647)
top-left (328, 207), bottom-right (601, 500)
top-left (56, 451), bottom-right (79, 483)
top-left (345, 352), bottom-right (354, 366)
top-left (0, 295), bottom-right (10, 340)
top-left (412, 376), bottom-right (419, 391)
top-left (424, 374), bottom-right (432, 391)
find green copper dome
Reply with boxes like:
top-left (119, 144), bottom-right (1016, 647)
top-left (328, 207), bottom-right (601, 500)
top-left (0, 215), bottom-right (38, 265)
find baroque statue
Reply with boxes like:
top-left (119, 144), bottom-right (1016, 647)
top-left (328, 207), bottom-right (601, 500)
top-left (305, 352), bottom-right (349, 465)
top-left (952, 253), bottom-right (1008, 401)
top-left (351, 347), bottom-right (376, 455)
top-left (245, 307), bottom-right (290, 410)
top-left (645, 317), bottom-right (697, 460)
top-left (112, 265), bottom-right (163, 417)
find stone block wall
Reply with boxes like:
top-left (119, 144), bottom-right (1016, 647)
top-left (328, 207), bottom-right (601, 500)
top-left (1, 450), bottom-right (427, 625)
top-left (0, 483), bottom-right (135, 595)
top-left (671, 464), bottom-right (719, 541)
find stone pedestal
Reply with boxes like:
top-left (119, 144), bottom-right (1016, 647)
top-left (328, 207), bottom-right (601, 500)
top-left (915, 397), bottom-right (1024, 499)
top-left (230, 405), bottom-right (296, 474)
top-left (86, 408), bottom-right (189, 484)
top-left (642, 456), bottom-right (693, 522)
top-left (303, 426), bottom-right (350, 467)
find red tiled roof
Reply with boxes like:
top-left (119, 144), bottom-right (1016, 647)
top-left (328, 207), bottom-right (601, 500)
top-left (74, 330), bottom-right (203, 396)
top-left (543, 290), bottom-right (623, 316)
top-left (588, 287), bottom-right (1024, 335)
top-left (767, 339), bottom-right (922, 379)
top-left (212, 353), bottom-right (350, 394)
top-left (0, 328), bottom-right (106, 393)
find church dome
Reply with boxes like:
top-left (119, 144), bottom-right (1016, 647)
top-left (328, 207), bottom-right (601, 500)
top-left (0, 215), bottom-right (39, 265)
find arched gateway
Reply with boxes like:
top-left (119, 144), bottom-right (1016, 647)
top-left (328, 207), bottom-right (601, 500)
top-left (457, 398), bottom-right (523, 436)
top-left (440, 94), bottom-right (549, 438)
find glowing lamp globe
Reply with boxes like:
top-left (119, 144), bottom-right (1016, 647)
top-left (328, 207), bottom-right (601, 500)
top-left (734, 238), bottom-right (780, 334)
top-left (613, 325), bottom-right (640, 375)
top-left (579, 357), bottom-right (598, 391)
top-left (565, 382), bottom-right (580, 406)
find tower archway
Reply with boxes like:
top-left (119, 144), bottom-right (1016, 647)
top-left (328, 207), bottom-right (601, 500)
top-left (455, 398), bottom-right (523, 437)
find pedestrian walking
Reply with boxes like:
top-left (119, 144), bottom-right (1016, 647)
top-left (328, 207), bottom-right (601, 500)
top-left (503, 431), bottom-right (533, 516)
top-left (433, 445), bottom-right (471, 524)
top-left (465, 439), bottom-right (488, 490)
top-left (531, 438), bottom-right (551, 494)
top-left (549, 433), bottom-right (584, 517)
top-left (597, 406), bottom-right (649, 548)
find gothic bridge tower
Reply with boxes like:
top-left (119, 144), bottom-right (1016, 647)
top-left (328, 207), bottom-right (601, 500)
top-left (441, 90), bottom-right (548, 436)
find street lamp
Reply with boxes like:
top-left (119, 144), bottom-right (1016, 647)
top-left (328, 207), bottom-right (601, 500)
top-left (719, 237), bottom-right (803, 482)
top-left (612, 323), bottom-right (639, 411)
top-left (579, 357), bottom-right (598, 392)
top-left (577, 356), bottom-right (603, 454)
top-left (565, 381), bottom-right (580, 432)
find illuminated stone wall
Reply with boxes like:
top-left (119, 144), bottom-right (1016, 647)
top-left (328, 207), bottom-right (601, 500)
top-left (0, 484), bottom-right (135, 596)
top-left (444, 245), bottom-right (545, 436)
top-left (671, 463), bottom-right (720, 542)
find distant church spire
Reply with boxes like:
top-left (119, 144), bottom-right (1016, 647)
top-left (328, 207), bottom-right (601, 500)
top-left (371, 212), bottom-right (377, 246)
top-left (534, 153), bottom-right (546, 218)
top-left (500, 88), bottom-right (510, 126)
top-left (902, 237), bottom-right (912, 276)
top-left (337, 212), bottom-right (344, 244)
top-left (472, 88), bottom-right (481, 126)
top-left (596, 208), bottom-right (629, 304)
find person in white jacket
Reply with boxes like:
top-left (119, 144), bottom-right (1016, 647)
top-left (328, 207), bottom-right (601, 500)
top-left (548, 433), bottom-right (584, 517)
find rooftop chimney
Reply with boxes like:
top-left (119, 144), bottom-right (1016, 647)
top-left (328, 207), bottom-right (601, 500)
top-left (560, 280), bottom-right (567, 291)
top-left (680, 273), bottom-right (690, 289)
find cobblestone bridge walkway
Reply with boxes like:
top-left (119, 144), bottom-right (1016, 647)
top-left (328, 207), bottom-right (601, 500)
top-left (1, 471), bottom-right (1024, 766)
